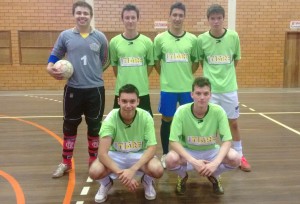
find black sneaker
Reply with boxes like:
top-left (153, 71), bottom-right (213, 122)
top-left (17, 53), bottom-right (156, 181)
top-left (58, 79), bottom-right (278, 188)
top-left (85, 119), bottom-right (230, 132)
top-left (207, 176), bottom-right (224, 195)
top-left (176, 173), bottom-right (188, 195)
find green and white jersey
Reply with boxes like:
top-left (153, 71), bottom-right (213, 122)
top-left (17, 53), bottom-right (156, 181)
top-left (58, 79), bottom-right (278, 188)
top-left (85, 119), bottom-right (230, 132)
top-left (169, 102), bottom-right (232, 151)
top-left (197, 29), bottom-right (241, 93)
top-left (100, 108), bottom-right (157, 152)
top-left (110, 34), bottom-right (154, 96)
top-left (154, 31), bottom-right (198, 92)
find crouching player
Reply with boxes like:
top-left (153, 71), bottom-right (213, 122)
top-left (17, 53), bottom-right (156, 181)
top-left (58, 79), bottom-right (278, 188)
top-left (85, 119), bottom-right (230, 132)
top-left (165, 77), bottom-right (240, 195)
top-left (89, 84), bottom-right (163, 203)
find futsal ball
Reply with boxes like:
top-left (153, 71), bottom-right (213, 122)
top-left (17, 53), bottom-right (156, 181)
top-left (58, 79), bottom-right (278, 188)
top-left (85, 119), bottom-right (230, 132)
top-left (54, 60), bottom-right (74, 79)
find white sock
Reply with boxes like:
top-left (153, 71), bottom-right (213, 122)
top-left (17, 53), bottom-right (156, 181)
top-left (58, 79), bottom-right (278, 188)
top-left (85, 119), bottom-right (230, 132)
top-left (232, 140), bottom-right (243, 156)
top-left (99, 176), bottom-right (111, 186)
top-left (143, 174), bottom-right (153, 185)
top-left (170, 165), bottom-right (187, 178)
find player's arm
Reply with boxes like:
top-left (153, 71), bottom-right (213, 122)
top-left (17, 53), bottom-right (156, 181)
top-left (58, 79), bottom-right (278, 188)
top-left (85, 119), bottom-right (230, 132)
top-left (101, 37), bottom-right (110, 71)
top-left (170, 141), bottom-right (198, 164)
top-left (130, 145), bottom-right (156, 173)
top-left (98, 136), bottom-right (123, 175)
top-left (192, 62), bottom-right (199, 73)
top-left (46, 55), bottom-right (63, 80)
top-left (154, 60), bottom-right (161, 75)
top-left (112, 66), bottom-right (118, 77)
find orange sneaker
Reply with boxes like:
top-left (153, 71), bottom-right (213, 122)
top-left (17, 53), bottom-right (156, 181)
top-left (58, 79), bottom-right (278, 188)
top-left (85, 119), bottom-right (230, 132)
top-left (240, 156), bottom-right (251, 172)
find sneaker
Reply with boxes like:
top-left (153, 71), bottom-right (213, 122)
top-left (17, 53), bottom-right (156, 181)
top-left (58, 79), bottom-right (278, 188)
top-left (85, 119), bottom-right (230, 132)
top-left (95, 178), bottom-right (113, 203)
top-left (141, 174), bottom-right (156, 200)
top-left (240, 156), bottom-right (251, 172)
top-left (52, 163), bottom-right (71, 178)
top-left (207, 176), bottom-right (224, 195)
top-left (175, 173), bottom-right (188, 195)
top-left (160, 154), bottom-right (167, 169)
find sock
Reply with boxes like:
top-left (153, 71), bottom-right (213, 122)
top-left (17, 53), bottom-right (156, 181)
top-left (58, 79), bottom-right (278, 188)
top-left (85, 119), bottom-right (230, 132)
top-left (88, 135), bottom-right (99, 165)
top-left (170, 165), bottom-right (187, 178)
top-left (213, 163), bottom-right (236, 178)
top-left (160, 119), bottom-right (172, 154)
top-left (99, 176), bottom-right (111, 186)
top-left (62, 135), bottom-right (76, 165)
top-left (143, 174), bottom-right (153, 185)
top-left (232, 140), bottom-right (243, 156)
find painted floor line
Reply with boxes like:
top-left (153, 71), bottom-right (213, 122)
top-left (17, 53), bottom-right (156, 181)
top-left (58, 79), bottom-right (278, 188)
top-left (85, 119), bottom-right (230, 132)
top-left (259, 113), bottom-right (300, 136)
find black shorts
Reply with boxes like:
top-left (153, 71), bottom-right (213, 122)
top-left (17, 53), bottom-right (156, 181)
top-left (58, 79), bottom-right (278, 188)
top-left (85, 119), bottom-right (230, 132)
top-left (63, 85), bottom-right (105, 121)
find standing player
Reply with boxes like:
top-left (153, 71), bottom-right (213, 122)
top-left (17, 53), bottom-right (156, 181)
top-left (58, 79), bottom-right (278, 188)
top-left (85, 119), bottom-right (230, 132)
top-left (154, 2), bottom-right (199, 167)
top-left (197, 4), bottom-right (251, 171)
top-left (47, 1), bottom-right (109, 178)
top-left (110, 4), bottom-right (154, 116)
top-left (165, 77), bottom-right (241, 195)
top-left (89, 84), bottom-right (163, 203)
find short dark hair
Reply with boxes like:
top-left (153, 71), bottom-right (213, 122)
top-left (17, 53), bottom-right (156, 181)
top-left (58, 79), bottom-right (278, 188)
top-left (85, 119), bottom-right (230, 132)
top-left (121, 4), bottom-right (140, 19)
top-left (119, 84), bottom-right (140, 97)
top-left (72, 1), bottom-right (93, 17)
top-left (192, 77), bottom-right (211, 91)
top-left (170, 2), bottom-right (186, 16)
top-left (207, 4), bottom-right (225, 19)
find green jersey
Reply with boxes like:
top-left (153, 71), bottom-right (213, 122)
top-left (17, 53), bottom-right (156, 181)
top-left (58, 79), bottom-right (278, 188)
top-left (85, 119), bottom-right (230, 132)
top-left (198, 29), bottom-right (241, 93)
top-left (169, 102), bottom-right (232, 151)
top-left (100, 108), bottom-right (157, 152)
top-left (154, 31), bottom-right (198, 92)
top-left (110, 34), bottom-right (154, 96)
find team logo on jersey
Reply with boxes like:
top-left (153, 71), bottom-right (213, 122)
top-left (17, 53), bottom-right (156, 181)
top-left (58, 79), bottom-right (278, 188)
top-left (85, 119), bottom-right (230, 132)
top-left (113, 141), bottom-right (143, 152)
top-left (187, 135), bottom-right (216, 146)
top-left (166, 53), bottom-right (189, 63)
top-left (120, 57), bottom-right (143, 67)
top-left (90, 43), bottom-right (100, 52)
top-left (207, 55), bottom-right (231, 65)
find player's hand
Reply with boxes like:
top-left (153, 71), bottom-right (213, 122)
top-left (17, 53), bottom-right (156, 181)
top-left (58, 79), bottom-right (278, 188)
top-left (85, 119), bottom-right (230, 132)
top-left (47, 64), bottom-right (64, 80)
top-left (191, 159), bottom-right (207, 175)
top-left (125, 178), bottom-right (139, 192)
top-left (201, 160), bottom-right (219, 177)
top-left (118, 168), bottom-right (136, 186)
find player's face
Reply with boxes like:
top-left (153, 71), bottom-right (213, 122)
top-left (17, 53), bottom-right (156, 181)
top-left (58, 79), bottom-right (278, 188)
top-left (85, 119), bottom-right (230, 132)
top-left (122, 10), bottom-right (138, 31)
top-left (208, 13), bottom-right (224, 31)
top-left (118, 92), bottom-right (140, 117)
top-left (191, 86), bottom-right (211, 108)
top-left (74, 6), bottom-right (92, 28)
top-left (169, 8), bottom-right (185, 30)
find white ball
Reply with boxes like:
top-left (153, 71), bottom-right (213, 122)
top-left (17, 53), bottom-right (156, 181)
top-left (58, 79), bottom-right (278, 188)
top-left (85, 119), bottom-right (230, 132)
top-left (54, 60), bottom-right (74, 79)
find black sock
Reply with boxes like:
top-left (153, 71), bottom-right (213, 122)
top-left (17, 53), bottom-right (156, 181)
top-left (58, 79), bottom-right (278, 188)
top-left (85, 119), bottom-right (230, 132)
top-left (160, 119), bottom-right (172, 154)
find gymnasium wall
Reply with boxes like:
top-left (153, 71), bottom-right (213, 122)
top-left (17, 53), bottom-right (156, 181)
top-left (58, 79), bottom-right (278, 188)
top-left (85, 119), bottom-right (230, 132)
top-left (0, 0), bottom-right (298, 90)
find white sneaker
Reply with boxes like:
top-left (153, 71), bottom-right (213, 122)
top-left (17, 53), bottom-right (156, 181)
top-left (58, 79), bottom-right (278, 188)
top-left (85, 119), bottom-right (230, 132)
top-left (52, 163), bottom-right (71, 178)
top-left (160, 154), bottom-right (167, 169)
top-left (141, 175), bottom-right (156, 200)
top-left (95, 178), bottom-right (113, 203)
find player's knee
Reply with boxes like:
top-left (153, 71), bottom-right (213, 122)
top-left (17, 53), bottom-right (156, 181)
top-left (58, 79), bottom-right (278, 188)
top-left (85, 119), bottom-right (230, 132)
top-left (165, 151), bottom-right (180, 169)
top-left (63, 118), bottom-right (82, 135)
top-left (147, 158), bottom-right (164, 179)
top-left (227, 149), bottom-right (241, 168)
top-left (86, 117), bottom-right (101, 136)
top-left (89, 160), bottom-right (105, 180)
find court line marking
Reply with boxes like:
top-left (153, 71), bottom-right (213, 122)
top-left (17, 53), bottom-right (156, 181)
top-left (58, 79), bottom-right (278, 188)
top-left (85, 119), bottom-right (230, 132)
top-left (1, 112), bottom-right (300, 119)
top-left (0, 115), bottom-right (76, 204)
top-left (0, 170), bottom-right (25, 204)
top-left (80, 186), bottom-right (90, 195)
top-left (259, 113), bottom-right (300, 135)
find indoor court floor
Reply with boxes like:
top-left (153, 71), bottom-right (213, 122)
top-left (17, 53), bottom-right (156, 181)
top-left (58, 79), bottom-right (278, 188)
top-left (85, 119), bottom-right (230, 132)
top-left (0, 88), bottom-right (300, 204)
